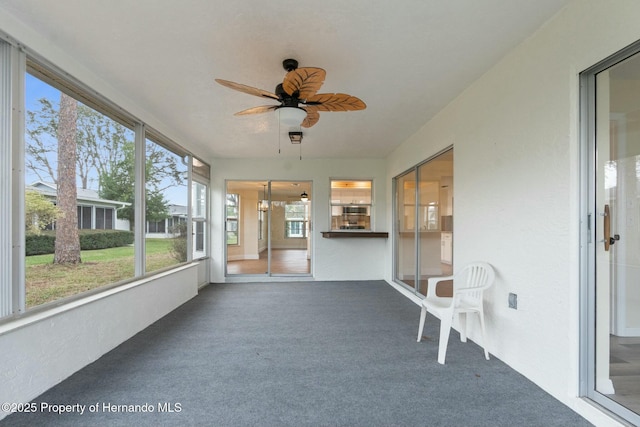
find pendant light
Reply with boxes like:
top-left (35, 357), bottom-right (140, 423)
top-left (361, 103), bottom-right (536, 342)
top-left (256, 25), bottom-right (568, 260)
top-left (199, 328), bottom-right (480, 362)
top-left (258, 184), bottom-right (268, 212)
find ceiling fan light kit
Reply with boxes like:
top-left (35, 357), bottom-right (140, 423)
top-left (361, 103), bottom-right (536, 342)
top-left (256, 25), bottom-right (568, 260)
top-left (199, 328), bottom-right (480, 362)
top-left (215, 58), bottom-right (366, 129)
top-left (278, 107), bottom-right (307, 126)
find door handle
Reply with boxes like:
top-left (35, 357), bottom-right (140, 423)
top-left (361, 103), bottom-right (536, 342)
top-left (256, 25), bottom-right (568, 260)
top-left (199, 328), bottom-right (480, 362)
top-left (603, 205), bottom-right (621, 250)
top-left (604, 204), bottom-right (611, 251)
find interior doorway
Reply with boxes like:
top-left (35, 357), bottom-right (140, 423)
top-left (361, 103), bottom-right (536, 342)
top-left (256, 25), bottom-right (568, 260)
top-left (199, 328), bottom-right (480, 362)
top-left (225, 180), bottom-right (312, 277)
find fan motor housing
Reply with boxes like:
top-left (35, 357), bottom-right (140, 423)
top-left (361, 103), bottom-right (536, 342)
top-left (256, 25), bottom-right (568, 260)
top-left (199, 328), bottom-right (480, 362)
top-left (275, 83), bottom-right (299, 106)
top-left (282, 58), bottom-right (298, 72)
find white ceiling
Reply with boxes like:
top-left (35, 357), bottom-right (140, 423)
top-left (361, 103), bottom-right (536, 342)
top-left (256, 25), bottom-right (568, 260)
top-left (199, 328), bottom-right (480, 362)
top-left (0, 0), bottom-right (571, 160)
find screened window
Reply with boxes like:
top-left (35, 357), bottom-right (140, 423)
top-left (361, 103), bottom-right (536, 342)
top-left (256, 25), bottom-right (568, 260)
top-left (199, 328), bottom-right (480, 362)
top-left (24, 66), bottom-right (136, 309)
top-left (95, 207), bottom-right (114, 230)
top-left (148, 220), bottom-right (166, 233)
top-left (2, 44), bottom-right (210, 319)
top-left (144, 134), bottom-right (189, 272)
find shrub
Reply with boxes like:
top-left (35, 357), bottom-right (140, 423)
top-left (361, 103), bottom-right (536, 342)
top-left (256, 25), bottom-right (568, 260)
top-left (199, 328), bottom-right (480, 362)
top-left (169, 222), bottom-right (188, 263)
top-left (78, 229), bottom-right (134, 250)
top-left (25, 229), bottom-right (134, 255)
top-left (25, 233), bottom-right (56, 255)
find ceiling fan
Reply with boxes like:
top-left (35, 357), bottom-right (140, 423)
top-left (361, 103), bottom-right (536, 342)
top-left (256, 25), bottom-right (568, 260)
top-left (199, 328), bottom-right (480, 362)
top-left (215, 59), bottom-right (366, 128)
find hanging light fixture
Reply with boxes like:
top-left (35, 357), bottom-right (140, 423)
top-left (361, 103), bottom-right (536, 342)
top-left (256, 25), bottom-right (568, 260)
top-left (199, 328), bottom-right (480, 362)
top-left (258, 184), bottom-right (268, 212)
top-left (278, 107), bottom-right (307, 126)
top-left (300, 191), bottom-right (309, 202)
top-left (288, 131), bottom-right (303, 144)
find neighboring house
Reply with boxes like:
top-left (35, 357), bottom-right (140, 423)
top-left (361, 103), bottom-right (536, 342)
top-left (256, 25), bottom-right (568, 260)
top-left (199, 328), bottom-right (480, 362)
top-left (29, 182), bottom-right (186, 237)
top-left (27, 181), bottom-right (130, 231)
top-left (146, 203), bottom-right (187, 238)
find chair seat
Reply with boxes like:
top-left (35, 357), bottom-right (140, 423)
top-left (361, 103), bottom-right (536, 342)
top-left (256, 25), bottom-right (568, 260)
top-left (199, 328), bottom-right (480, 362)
top-left (422, 297), bottom-right (452, 311)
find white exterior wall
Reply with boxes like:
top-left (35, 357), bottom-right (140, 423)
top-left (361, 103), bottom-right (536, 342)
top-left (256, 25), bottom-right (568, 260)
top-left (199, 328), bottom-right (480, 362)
top-left (385, 1), bottom-right (640, 425)
top-left (211, 158), bottom-right (388, 282)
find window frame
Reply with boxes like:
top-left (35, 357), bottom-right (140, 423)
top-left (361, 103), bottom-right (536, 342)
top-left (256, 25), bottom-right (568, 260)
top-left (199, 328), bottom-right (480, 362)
top-left (191, 179), bottom-right (208, 259)
top-left (0, 39), bottom-right (212, 320)
top-left (284, 202), bottom-right (307, 238)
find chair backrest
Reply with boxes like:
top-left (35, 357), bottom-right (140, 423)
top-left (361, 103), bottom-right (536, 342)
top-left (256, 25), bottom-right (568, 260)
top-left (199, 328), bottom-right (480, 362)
top-left (453, 262), bottom-right (495, 308)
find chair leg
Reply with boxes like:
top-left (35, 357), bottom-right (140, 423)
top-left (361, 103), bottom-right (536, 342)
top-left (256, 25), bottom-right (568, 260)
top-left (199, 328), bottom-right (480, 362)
top-left (459, 312), bottom-right (467, 342)
top-left (478, 311), bottom-right (489, 360)
top-left (437, 313), bottom-right (453, 364)
top-left (417, 306), bottom-right (427, 342)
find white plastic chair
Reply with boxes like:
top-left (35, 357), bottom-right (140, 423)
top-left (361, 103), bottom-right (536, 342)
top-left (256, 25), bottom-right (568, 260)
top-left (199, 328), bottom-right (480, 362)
top-left (416, 262), bottom-right (495, 364)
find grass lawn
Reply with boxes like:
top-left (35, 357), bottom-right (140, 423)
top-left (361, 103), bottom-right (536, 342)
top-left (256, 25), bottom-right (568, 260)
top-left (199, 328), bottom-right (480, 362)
top-left (26, 239), bottom-right (182, 308)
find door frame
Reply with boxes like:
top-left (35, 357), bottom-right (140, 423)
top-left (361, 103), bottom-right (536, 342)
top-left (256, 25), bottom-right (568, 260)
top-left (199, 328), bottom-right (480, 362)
top-left (224, 179), bottom-right (313, 278)
top-left (579, 39), bottom-right (640, 425)
top-left (393, 146), bottom-right (453, 295)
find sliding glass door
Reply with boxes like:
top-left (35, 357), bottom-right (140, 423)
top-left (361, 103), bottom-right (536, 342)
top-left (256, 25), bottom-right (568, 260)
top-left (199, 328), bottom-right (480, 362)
top-left (395, 170), bottom-right (418, 289)
top-left (225, 180), bottom-right (311, 277)
top-left (581, 44), bottom-right (640, 425)
top-left (394, 148), bottom-right (453, 296)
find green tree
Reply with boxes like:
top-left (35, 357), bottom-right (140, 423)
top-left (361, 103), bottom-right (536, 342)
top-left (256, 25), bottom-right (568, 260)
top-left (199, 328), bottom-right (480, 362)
top-left (25, 190), bottom-right (61, 234)
top-left (98, 141), bottom-right (182, 228)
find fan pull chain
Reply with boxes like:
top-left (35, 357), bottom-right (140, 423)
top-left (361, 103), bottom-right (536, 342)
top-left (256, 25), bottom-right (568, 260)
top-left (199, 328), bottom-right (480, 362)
top-left (298, 124), bottom-right (302, 160)
top-left (278, 111), bottom-right (281, 154)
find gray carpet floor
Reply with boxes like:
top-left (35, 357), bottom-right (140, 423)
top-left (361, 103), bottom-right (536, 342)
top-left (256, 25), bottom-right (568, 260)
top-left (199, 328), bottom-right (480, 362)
top-left (1, 281), bottom-right (592, 427)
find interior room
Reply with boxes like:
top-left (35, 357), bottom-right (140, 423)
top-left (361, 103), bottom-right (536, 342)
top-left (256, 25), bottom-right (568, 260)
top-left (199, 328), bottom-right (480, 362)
top-left (2, 1), bottom-right (640, 426)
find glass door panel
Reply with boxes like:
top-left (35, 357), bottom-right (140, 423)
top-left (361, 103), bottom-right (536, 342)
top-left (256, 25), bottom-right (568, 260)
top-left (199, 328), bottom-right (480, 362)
top-left (417, 150), bottom-right (453, 296)
top-left (395, 170), bottom-right (417, 289)
top-left (225, 180), bottom-right (268, 276)
top-left (269, 181), bottom-right (311, 275)
top-left (591, 52), bottom-right (640, 420)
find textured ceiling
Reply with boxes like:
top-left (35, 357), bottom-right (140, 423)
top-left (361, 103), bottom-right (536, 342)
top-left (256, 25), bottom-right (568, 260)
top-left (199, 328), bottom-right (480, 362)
top-left (0, 0), bottom-right (570, 160)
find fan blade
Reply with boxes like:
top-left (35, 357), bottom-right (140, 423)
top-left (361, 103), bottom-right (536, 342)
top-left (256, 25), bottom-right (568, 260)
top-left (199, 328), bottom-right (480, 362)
top-left (234, 105), bottom-right (279, 116)
top-left (304, 93), bottom-right (366, 111)
top-left (282, 67), bottom-right (326, 99)
top-left (301, 108), bottom-right (320, 128)
top-left (215, 79), bottom-right (279, 100)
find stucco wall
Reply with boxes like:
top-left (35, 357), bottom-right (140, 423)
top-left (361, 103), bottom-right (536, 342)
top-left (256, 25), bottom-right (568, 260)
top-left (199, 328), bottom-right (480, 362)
top-left (385, 1), bottom-right (640, 425)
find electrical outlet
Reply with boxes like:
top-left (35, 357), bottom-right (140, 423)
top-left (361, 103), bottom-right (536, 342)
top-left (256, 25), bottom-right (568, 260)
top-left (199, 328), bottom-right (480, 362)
top-left (508, 293), bottom-right (518, 309)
